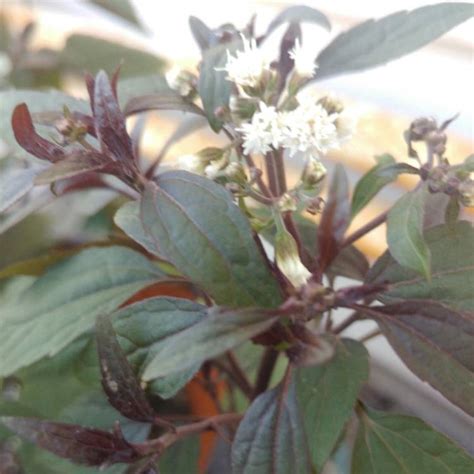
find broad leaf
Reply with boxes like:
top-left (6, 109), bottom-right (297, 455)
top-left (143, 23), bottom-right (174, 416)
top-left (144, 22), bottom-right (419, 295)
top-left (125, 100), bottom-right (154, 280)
top-left (0, 246), bottom-right (163, 376)
top-left (123, 93), bottom-right (205, 117)
top-left (351, 155), bottom-right (418, 217)
top-left (231, 374), bottom-right (312, 474)
top-left (0, 166), bottom-right (41, 213)
top-left (95, 314), bottom-right (156, 422)
top-left (266, 5), bottom-right (330, 36)
top-left (295, 339), bottom-right (369, 471)
top-left (317, 164), bottom-right (351, 273)
top-left (315, 3), bottom-right (474, 80)
top-left (117, 74), bottom-right (170, 109)
top-left (387, 186), bottom-right (431, 279)
top-left (198, 40), bottom-right (240, 132)
top-left (0, 417), bottom-right (140, 467)
top-left (0, 90), bottom-right (89, 162)
top-left (111, 297), bottom-right (207, 399)
top-left (61, 34), bottom-right (165, 78)
top-left (368, 221), bottom-right (474, 311)
top-left (141, 302), bottom-right (277, 382)
top-left (141, 172), bottom-right (282, 307)
top-left (353, 407), bottom-right (474, 473)
top-left (364, 301), bottom-right (474, 415)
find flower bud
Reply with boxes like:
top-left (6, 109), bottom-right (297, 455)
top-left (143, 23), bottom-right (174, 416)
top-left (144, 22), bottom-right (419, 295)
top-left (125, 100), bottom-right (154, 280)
top-left (317, 96), bottom-right (344, 115)
top-left (224, 161), bottom-right (247, 185)
top-left (277, 192), bottom-right (297, 212)
top-left (54, 109), bottom-right (88, 144)
top-left (166, 66), bottom-right (196, 97)
top-left (410, 117), bottom-right (438, 140)
top-left (229, 95), bottom-right (258, 121)
top-left (458, 178), bottom-right (474, 207)
top-left (275, 227), bottom-right (311, 288)
top-left (301, 156), bottom-right (327, 188)
top-left (177, 147), bottom-right (224, 175)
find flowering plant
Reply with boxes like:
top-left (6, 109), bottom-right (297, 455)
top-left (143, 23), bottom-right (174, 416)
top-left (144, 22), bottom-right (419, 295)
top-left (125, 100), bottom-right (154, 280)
top-left (0, 3), bottom-right (473, 473)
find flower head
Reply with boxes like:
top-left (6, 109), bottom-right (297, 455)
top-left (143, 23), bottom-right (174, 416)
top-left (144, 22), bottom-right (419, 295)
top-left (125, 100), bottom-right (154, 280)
top-left (177, 154), bottom-right (206, 174)
top-left (237, 102), bottom-right (283, 155)
top-left (220, 36), bottom-right (270, 88)
top-left (289, 39), bottom-right (317, 79)
top-left (166, 66), bottom-right (195, 96)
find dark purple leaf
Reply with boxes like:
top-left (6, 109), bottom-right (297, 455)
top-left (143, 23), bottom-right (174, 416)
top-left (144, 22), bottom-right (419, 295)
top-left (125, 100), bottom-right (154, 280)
top-left (96, 314), bottom-right (156, 423)
top-left (11, 104), bottom-right (65, 162)
top-left (275, 22), bottom-right (301, 90)
top-left (317, 164), bottom-right (351, 273)
top-left (362, 300), bottom-right (474, 415)
top-left (0, 417), bottom-right (140, 466)
top-left (34, 152), bottom-right (106, 185)
top-left (124, 94), bottom-right (205, 117)
top-left (93, 70), bottom-right (135, 163)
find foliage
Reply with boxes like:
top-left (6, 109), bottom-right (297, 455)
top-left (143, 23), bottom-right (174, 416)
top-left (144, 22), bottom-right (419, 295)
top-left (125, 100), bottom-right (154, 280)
top-left (0, 3), bottom-right (473, 473)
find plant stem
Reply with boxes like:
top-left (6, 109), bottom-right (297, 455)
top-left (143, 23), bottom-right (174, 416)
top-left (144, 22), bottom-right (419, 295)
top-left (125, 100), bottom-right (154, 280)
top-left (226, 352), bottom-right (254, 399)
top-left (332, 311), bottom-right (361, 334)
top-left (342, 210), bottom-right (388, 248)
top-left (273, 149), bottom-right (287, 194)
top-left (359, 328), bottom-right (382, 343)
top-left (265, 153), bottom-right (280, 196)
top-left (253, 348), bottom-right (279, 398)
top-left (135, 413), bottom-right (242, 456)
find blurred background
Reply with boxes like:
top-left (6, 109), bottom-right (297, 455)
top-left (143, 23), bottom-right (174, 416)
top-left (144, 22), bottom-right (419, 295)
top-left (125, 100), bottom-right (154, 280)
top-left (1, 0), bottom-right (473, 460)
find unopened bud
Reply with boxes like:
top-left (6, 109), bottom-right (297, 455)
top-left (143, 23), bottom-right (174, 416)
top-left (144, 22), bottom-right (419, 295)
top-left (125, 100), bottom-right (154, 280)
top-left (410, 117), bottom-right (437, 141)
top-left (301, 156), bottom-right (327, 188)
top-left (278, 192), bottom-right (297, 212)
top-left (166, 67), bottom-right (196, 97)
top-left (55, 112), bottom-right (88, 144)
top-left (224, 161), bottom-right (247, 185)
top-left (275, 227), bottom-right (311, 288)
top-left (177, 147), bottom-right (224, 175)
top-left (230, 95), bottom-right (258, 121)
top-left (458, 178), bottom-right (474, 207)
top-left (318, 95), bottom-right (344, 115)
top-left (426, 130), bottom-right (447, 156)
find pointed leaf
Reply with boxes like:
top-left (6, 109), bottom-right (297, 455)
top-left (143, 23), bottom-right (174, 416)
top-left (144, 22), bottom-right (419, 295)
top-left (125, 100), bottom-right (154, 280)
top-left (0, 246), bottom-right (164, 376)
top-left (96, 314), bottom-right (155, 422)
top-left (387, 186), bottom-right (431, 279)
top-left (0, 166), bottom-right (40, 213)
top-left (0, 416), bottom-right (140, 466)
top-left (266, 5), bottom-right (330, 35)
top-left (94, 70), bottom-right (135, 163)
top-left (365, 300), bottom-right (474, 415)
top-left (142, 304), bottom-right (277, 381)
top-left (111, 297), bottom-right (207, 399)
top-left (353, 407), bottom-right (474, 473)
top-left (318, 164), bottom-right (351, 272)
top-left (141, 173), bottom-right (282, 307)
top-left (295, 338), bottom-right (369, 470)
top-left (369, 221), bottom-right (473, 311)
top-left (351, 155), bottom-right (419, 217)
top-left (88, 0), bottom-right (142, 29)
top-left (316, 3), bottom-right (474, 80)
top-left (231, 373), bottom-right (312, 474)
top-left (189, 16), bottom-right (219, 51)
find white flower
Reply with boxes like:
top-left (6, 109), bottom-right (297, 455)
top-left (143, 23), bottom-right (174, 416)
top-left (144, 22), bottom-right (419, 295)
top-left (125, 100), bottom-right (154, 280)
top-left (220, 36), bottom-right (270, 88)
top-left (289, 39), bottom-right (317, 78)
top-left (335, 112), bottom-right (356, 143)
top-left (166, 66), bottom-right (193, 96)
top-left (204, 158), bottom-right (227, 179)
top-left (279, 102), bottom-right (340, 157)
top-left (275, 227), bottom-right (311, 288)
top-left (177, 154), bottom-right (205, 174)
top-left (237, 102), bottom-right (283, 155)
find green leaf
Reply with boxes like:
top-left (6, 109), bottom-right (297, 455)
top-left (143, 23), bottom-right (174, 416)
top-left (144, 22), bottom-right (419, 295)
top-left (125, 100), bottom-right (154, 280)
top-left (316, 3), bottom-right (474, 80)
top-left (123, 93), bottom-right (205, 116)
top-left (0, 90), bottom-right (89, 162)
top-left (141, 173), bottom-right (282, 307)
top-left (140, 301), bottom-right (277, 382)
top-left (387, 186), bottom-right (431, 279)
top-left (114, 200), bottom-right (158, 256)
top-left (365, 301), bottom-right (474, 416)
top-left (111, 297), bottom-right (207, 399)
top-left (0, 166), bottom-right (40, 213)
top-left (266, 5), bottom-right (331, 35)
top-left (189, 16), bottom-right (218, 51)
top-left (87, 0), bottom-right (142, 29)
top-left (198, 40), bottom-right (240, 132)
top-left (231, 374), bottom-right (312, 474)
top-left (0, 246), bottom-right (163, 376)
top-left (295, 339), bottom-right (369, 471)
top-left (368, 221), bottom-right (474, 311)
top-left (351, 155), bottom-right (419, 217)
top-left (61, 34), bottom-right (165, 78)
top-left (117, 74), bottom-right (170, 107)
top-left (353, 407), bottom-right (474, 473)
top-left (159, 436), bottom-right (200, 473)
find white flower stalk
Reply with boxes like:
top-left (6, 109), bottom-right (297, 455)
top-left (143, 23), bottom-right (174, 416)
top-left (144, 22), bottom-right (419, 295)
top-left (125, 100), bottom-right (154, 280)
top-left (177, 154), bottom-right (206, 175)
top-left (220, 36), bottom-right (270, 88)
top-left (289, 39), bottom-right (317, 79)
top-left (166, 66), bottom-right (194, 96)
top-left (237, 102), bottom-right (283, 155)
top-left (275, 227), bottom-right (311, 288)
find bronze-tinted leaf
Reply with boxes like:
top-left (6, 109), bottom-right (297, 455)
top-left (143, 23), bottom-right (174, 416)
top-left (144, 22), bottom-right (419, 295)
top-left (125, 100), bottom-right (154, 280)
top-left (0, 417), bottom-right (140, 466)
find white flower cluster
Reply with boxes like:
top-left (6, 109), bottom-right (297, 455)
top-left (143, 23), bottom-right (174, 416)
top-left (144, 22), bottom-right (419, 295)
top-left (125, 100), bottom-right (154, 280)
top-left (221, 36), bottom-right (270, 89)
top-left (288, 39), bottom-right (317, 79)
top-left (237, 97), bottom-right (355, 158)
